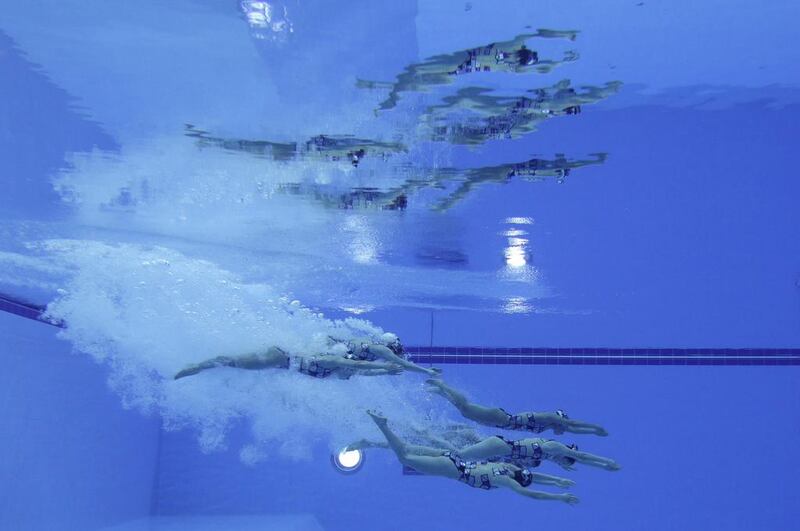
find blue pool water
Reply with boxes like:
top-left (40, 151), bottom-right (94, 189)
top-left (1, 1), bottom-right (799, 530)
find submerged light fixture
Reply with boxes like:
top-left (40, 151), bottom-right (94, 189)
top-left (331, 447), bottom-right (365, 474)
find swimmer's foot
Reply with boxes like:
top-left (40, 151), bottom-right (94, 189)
top-left (366, 410), bottom-right (388, 426)
top-left (344, 439), bottom-right (371, 451)
top-left (174, 365), bottom-right (201, 380)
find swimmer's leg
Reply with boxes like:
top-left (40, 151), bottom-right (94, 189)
top-left (456, 436), bottom-right (510, 461)
top-left (541, 440), bottom-right (620, 470)
top-left (344, 439), bottom-right (389, 451)
top-left (174, 347), bottom-right (289, 380)
top-left (425, 379), bottom-right (509, 427)
top-left (345, 438), bottom-right (443, 457)
top-left (174, 356), bottom-right (238, 380)
top-left (367, 411), bottom-right (461, 479)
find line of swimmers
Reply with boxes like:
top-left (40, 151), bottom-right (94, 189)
top-left (174, 336), bottom-right (617, 503)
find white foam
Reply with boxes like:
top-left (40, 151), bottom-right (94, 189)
top-left (42, 240), bottom-right (438, 457)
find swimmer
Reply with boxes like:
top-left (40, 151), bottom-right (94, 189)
top-left (358, 33), bottom-right (578, 111)
top-left (304, 135), bottom-right (406, 167)
top-left (429, 153), bottom-right (607, 211)
top-left (345, 436), bottom-right (576, 489)
top-left (456, 435), bottom-right (620, 471)
top-left (174, 346), bottom-right (403, 380)
top-left (426, 379), bottom-right (608, 436)
top-left (346, 433), bottom-right (619, 473)
top-left (296, 352), bottom-right (404, 379)
top-left (367, 411), bottom-right (579, 504)
top-left (329, 333), bottom-right (442, 377)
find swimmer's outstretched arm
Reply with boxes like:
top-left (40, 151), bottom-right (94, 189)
top-left (560, 417), bottom-right (609, 437)
top-left (511, 411), bottom-right (607, 437)
top-left (321, 357), bottom-right (404, 375)
top-left (540, 440), bottom-right (620, 471)
top-left (357, 367), bottom-right (403, 376)
top-left (365, 344), bottom-right (441, 376)
top-left (425, 379), bottom-right (510, 427)
top-left (529, 472), bottom-right (575, 489)
top-left (492, 475), bottom-right (579, 505)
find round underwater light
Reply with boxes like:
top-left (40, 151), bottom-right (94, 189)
top-left (331, 447), bottom-right (365, 474)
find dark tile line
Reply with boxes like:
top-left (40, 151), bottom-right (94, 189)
top-left (2, 295), bottom-right (797, 366)
top-left (406, 347), bottom-right (800, 366)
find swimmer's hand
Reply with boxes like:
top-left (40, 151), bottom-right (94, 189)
top-left (387, 364), bottom-right (404, 375)
top-left (557, 478), bottom-right (576, 489)
top-left (561, 493), bottom-right (579, 505)
top-left (604, 461), bottom-right (621, 471)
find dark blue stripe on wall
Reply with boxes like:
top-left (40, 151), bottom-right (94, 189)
top-left (405, 347), bottom-right (800, 366)
top-left (1, 293), bottom-right (797, 365)
top-left (0, 294), bottom-right (63, 328)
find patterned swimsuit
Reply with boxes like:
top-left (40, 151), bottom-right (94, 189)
top-left (495, 435), bottom-right (543, 468)
top-left (444, 452), bottom-right (517, 490)
top-left (496, 409), bottom-right (567, 434)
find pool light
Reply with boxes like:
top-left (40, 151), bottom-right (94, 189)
top-left (331, 447), bottom-right (365, 474)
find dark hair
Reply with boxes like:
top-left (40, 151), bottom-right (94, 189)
top-left (514, 470), bottom-right (533, 487)
top-left (516, 46), bottom-right (538, 66)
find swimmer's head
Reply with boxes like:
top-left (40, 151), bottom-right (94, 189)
top-left (514, 469), bottom-right (533, 487)
top-left (381, 333), bottom-right (404, 357)
top-left (516, 46), bottom-right (538, 66)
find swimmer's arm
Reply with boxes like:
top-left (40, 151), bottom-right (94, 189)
top-left (493, 476), bottom-right (579, 504)
top-left (358, 368), bottom-right (402, 376)
top-left (529, 472), bottom-right (575, 489)
top-left (367, 345), bottom-right (439, 376)
top-left (325, 357), bottom-right (404, 374)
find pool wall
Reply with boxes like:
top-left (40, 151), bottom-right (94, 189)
top-left (0, 312), bottom-right (161, 531)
